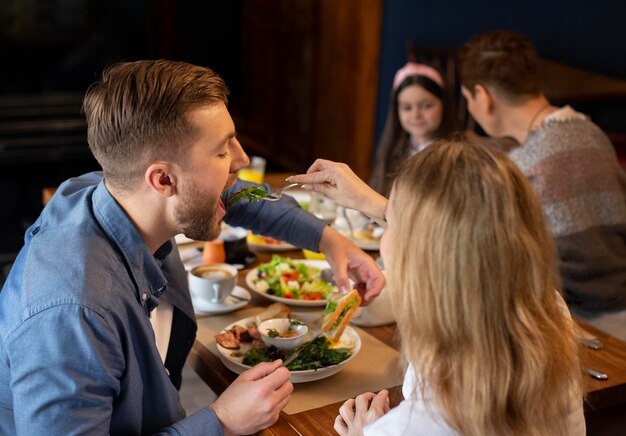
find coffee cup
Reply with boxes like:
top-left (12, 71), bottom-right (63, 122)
top-left (220, 226), bottom-right (250, 264)
top-left (189, 263), bottom-right (238, 304)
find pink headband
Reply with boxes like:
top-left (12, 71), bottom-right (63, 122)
top-left (392, 62), bottom-right (444, 89)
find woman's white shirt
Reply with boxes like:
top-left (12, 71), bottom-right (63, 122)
top-left (363, 363), bottom-right (585, 435)
top-left (363, 366), bottom-right (457, 435)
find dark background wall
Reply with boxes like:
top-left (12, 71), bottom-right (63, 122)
top-left (1, 0), bottom-right (625, 256)
top-left (0, 1), bottom-right (241, 97)
top-left (375, 0), bottom-right (626, 140)
top-left (0, 0), bottom-right (243, 254)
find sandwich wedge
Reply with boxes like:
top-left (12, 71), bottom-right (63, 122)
top-left (321, 289), bottom-right (361, 342)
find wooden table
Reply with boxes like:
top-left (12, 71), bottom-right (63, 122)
top-left (187, 174), bottom-right (626, 434)
top-left (187, 248), bottom-right (626, 435)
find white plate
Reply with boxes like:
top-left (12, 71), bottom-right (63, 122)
top-left (191, 286), bottom-right (251, 315)
top-left (247, 239), bottom-right (296, 252)
top-left (245, 259), bottom-right (331, 307)
top-left (352, 238), bottom-right (380, 251)
top-left (179, 246), bottom-right (204, 271)
top-left (216, 315), bottom-right (361, 383)
top-left (174, 233), bottom-right (196, 245)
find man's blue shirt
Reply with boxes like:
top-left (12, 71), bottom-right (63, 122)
top-left (0, 173), bottom-right (325, 435)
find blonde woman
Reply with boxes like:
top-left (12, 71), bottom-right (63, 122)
top-left (288, 138), bottom-right (585, 435)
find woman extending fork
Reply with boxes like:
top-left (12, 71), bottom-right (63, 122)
top-left (287, 137), bottom-right (585, 435)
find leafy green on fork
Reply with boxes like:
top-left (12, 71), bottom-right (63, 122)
top-left (226, 186), bottom-right (269, 209)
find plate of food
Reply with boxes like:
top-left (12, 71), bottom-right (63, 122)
top-left (333, 213), bottom-right (384, 251)
top-left (214, 297), bottom-right (362, 383)
top-left (350, 225), bottom-right (384, 251)
top-left (246, 232), bottom-right (296, 251)
top-left (245, 256), bottom-right (336, 306)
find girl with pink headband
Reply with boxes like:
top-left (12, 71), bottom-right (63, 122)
top-left (369, 62), bottom-right (457, 196)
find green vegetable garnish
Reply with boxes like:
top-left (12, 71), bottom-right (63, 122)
top-left (242, 337), bottom-right (351, 370)
top-left (323, 300), bottom-right (337, 316)
top-left (331, 297), bottom-right (359, 330)
top-left (267, 328), bottom-right (280, 338)
top-left (226, 186), bottom-right (268, 209)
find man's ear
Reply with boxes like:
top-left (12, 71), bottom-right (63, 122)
top-left (474, 84), bottom-right (495, 113)
top-left (145, 162), bottom-right (177, 197)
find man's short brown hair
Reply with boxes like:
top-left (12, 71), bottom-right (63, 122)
top-left (83, 60), bottom-right (229, 191)
top-left (460, 30), bottom-right (543, 102)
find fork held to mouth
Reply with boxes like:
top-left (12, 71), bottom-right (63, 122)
top-left (262, 183), bottom-right (303, 202)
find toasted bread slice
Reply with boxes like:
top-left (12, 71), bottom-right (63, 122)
top-left (322, 289), bottom-right (361, 341)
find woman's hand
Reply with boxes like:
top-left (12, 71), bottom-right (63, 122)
top-left (287, 159), bottom-right (388, 227)
top-left (318, 226), bottom-right (385, 305)
top-left (334, 390), bottom-right (390, 436)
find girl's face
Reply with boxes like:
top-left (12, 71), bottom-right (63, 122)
top-left (397, 84), bottom-right (443, 145)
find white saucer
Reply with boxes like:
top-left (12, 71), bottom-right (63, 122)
top-left (191, 286), bottom-right (251, 315)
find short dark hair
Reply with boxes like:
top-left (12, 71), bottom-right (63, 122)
top-left (460, 30), bottom-right (543, 102)
top-left (83, 60), bottom-right (229, 191)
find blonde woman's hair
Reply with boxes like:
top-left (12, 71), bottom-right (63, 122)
top-left (386, 137), bottom-right (583, 435)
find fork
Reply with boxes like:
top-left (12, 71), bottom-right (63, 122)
top-left (261, 183), bottom-right (303, 202)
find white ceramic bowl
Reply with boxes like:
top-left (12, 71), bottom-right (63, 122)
top-left (258, 318), bottom-right (308, 350)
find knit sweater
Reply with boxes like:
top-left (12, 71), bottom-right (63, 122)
top-left (509, 106), bottom-right (626, 311)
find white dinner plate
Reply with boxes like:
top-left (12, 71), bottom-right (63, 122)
top-left (174, 233), bottom-right (196, 245)
top-left (245, 259), bottom-right (331, 307)
top-left (246, 239), bottom-right (296, 252)
top-left (178, 245), bottom-right (204, 271)
top-left (191, 286), bottom-right (251, 315)
top-left (351, 237), bottom-right (380, 251)
top-left (215, 314), bottom-right (361, 383)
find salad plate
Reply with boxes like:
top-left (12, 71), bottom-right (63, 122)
top-left (215, 314), bottom-right (361, 383)
top-left (246, 232), bottom-right (296, 252)
top-left (245, 257), bottom-right (334, 307)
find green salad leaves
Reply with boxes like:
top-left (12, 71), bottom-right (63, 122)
top-left (253, 255), bottom-right (335, 300)
top-left (226, 186), bottom-right (268, 210)
top-left (242, 336), bottom-right (351, 371)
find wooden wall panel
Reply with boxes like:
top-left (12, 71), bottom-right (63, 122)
top-left (313, 0), bottom-right (382, 178)
top-left (232, 0), bottom-right (382, 177)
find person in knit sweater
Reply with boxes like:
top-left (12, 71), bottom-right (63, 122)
top-left (459, 29), bottom-right (626, 340)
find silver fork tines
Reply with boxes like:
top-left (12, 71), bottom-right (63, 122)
top-left (262, 183), bottom-right (303, 202)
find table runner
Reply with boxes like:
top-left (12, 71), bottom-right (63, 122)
top-left (195, 307), bottom-right (404, 414)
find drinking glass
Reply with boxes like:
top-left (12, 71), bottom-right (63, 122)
top-left (309, 192), bottom-right (337, 224)
top-left (237, 156), bottom-right (266, 184)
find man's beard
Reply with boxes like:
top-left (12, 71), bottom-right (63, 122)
top-left (175, 181), bottom-right (221, 242)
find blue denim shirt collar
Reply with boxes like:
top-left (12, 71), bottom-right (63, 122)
top-left (92, 180), bottom-right (169, 311)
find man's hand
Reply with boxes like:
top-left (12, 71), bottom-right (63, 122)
top-left (318, 226), bottom-right (385, 305)
top-left (210, 360), bottom-right (292, 435)
top-left (334, 390), bottom-right (390, 436)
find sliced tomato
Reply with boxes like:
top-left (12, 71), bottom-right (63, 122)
top-left (283, 294), bottom-right (294, 299)
top-left (280, 272), bottom-right (299, 282)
